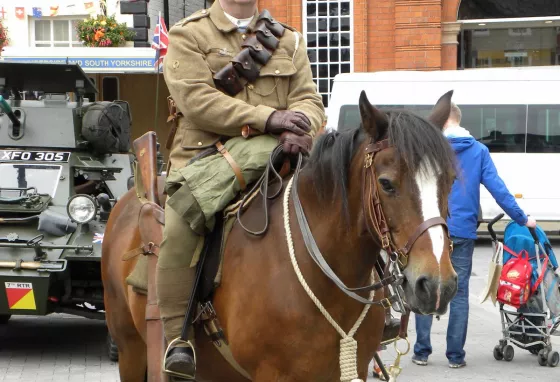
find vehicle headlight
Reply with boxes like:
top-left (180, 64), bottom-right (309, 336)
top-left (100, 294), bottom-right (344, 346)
top-left (67, 195), bottom-right (97, 224)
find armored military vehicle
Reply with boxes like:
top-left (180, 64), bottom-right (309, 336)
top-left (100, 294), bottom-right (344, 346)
top-left (0, 62), bottom-right (134, 340)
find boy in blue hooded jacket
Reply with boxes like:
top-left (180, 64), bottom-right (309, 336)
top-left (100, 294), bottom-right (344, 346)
top-left (412, 102), bottom-right (537, 368)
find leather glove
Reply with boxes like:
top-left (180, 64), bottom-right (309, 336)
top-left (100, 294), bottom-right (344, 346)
top-left (279, 131), bottom-right (312, 156)
top-left (265, 110), bottom-right (311, 136)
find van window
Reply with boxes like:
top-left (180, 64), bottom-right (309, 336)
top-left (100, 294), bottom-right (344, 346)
top-left (460, 105), bottom-right (526, 153)
top-left (337, 104), bottom-right (526, 153)
top-left (527, 105), bottom-right (560, 153)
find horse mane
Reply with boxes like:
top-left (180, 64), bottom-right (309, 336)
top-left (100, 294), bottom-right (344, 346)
top-left (305, 108), bottom-right (457, 220)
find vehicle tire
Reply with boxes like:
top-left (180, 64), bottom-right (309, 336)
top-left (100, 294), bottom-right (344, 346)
top-left (548, 351), bottom-right (559, 367)
top-left (107, 333), bottom-right (119, 362)
top-left (538, 349), bottom-right (548, 366)
top-left (493, 345), bottom-right (504, 361)
top-left (0, 315), bottom-right (11, 324)
top-left (503, 345), bottom-right (514, 362)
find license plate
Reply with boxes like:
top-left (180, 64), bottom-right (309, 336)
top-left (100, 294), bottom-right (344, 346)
top-left (0, 150), bottom-right (70, 162)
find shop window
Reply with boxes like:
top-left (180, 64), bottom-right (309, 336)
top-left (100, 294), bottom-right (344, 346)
top-left (102, 77), bottom-right (119, 101)
top-left (303, 0), bottom-right (353, 107)
top-left (459, 27), bottom-right (560, 69)
top-left (32, 18), bottom-right (83, 47)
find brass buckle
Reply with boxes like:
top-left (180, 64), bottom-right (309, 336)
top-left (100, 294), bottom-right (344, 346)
top-left (380, 298), bottom-right (392, 309)
top-left (163, 338), bottom-right (196, 380)
top-left (397, 252), bottom-right (409, 269)
top-left (381, 235), bottom-right (390, 249)
top-left (365, 153), bottom-right (373, 168)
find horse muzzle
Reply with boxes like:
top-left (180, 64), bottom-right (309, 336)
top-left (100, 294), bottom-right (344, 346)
top-left (407, 274), bottom-right (458, 315)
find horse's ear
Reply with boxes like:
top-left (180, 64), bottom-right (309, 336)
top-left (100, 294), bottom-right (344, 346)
top-left (359, 90), bottom-right (388, 141)
top-left (427, 90), bottom-right (454, 130)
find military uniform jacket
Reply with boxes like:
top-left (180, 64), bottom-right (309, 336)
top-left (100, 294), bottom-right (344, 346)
top-left (163, 0), bottom-right (325, 171)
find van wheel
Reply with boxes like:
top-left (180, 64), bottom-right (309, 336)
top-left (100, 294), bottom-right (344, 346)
top-left (0, 315), bottom-right (11, 324)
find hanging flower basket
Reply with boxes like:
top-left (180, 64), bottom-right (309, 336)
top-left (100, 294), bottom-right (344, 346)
top-left (76, 14), bottom-right (135, 47)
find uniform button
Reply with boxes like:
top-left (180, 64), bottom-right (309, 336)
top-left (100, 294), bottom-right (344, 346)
top-left (248, 84), bottom-right (254, 90)
top-left (197, 142), bottom-right (203, 146)
top-left (275, 69), bottom-right (280, 74)
top-left (242, 34), bottom-right (246, 40)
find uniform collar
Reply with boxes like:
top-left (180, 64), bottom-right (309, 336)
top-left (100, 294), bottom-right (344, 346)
top-left (210, 0), bottom-right (260, 33)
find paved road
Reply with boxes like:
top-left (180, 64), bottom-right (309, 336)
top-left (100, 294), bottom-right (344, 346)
top-left (0, 240), bottom-right (558, 381)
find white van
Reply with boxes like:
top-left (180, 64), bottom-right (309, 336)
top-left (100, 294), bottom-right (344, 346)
top-left (326, 67), bottom-right (560, 223)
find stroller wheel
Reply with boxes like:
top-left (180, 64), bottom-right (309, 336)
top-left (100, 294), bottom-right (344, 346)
top-left (503, 345), bottom-right (514, 362)
top-left (493, 345), bottom-right (504, 361)
top-left (538, 349), bottom-right (548, 366)
top-left (548, 351), bottom-right (559, 367)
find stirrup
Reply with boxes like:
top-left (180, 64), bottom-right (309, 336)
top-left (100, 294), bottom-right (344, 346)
top-left (163, 338), bottom-right (197, 380)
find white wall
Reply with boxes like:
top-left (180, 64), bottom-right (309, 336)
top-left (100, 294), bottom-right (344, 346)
top-left (0, 0), bottom-right (206, 49)
top-left (0, 0), bottom-right (133, 48)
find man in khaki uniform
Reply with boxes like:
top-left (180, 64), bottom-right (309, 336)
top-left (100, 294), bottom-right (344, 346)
top-left (159, 0), bottom-right (325, 378)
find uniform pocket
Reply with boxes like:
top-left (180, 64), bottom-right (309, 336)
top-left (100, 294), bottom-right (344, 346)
top-left (248, 54), bottom-right (297, 108)
top-left (181, 129), bottom-right (221, 150)
top-left (205, 48), bottom-right (235, 74)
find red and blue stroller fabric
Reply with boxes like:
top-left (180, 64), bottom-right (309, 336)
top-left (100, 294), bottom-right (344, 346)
top-left (503, 221), bottom-right (558, 291)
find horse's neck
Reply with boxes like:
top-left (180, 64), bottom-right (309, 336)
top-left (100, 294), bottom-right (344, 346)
top-left (294, 171), bottom-right (379, 290)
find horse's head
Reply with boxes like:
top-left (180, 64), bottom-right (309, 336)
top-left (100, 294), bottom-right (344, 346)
top-left (358, 90), bottom-right (458, 316)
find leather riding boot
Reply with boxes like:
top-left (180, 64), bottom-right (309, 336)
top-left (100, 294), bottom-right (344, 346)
top-left (156, 203), bottom-right (204, 380)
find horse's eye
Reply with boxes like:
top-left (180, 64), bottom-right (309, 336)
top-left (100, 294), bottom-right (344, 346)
top-left (378, 178), bottom-right (395, 193)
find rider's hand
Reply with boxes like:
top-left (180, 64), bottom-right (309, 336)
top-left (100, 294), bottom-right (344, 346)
top-left (279, 131), bottom-right (312, 156)
top-left (525, 216), bottom-right (537, 229)
top-left (265, 110), bottom-right (311, 136)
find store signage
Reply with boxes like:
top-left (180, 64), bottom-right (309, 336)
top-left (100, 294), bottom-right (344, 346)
top-left (2, 57), bottom-right (155, 70)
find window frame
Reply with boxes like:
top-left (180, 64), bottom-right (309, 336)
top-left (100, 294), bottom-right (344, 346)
top-left (302, 0), bottom-right (354, 107)
top-left (30, 16), bottom-right (85, 48)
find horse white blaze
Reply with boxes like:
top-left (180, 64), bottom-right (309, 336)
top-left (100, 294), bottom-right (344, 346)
top-left (414, 161), bottom-right (444, 265)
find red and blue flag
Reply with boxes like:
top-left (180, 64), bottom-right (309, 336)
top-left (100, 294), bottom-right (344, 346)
top-left (151, 13), bottom-right (169, 72)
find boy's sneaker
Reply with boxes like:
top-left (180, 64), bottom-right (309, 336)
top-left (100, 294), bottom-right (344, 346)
top-left (411, 354), bottom-right (428, 366)
top-left (449, 360), bottom-right (467, 368)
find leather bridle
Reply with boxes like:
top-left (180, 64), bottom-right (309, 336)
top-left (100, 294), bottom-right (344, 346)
top-left (362, 137), bottom-right (453, 271)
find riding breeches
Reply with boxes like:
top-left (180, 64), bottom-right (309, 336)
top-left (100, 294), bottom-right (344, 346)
top-left (156, 201), bottom-right (204, 345)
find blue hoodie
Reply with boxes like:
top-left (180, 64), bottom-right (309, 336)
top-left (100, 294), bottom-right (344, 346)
top-left (445, 125), bottom-right (528, 240)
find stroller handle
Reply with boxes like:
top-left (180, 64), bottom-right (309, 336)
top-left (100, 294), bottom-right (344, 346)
top-left (487, 213), bottom-right (504, 241)
top-left (528, 226), bottom-right (539, 243)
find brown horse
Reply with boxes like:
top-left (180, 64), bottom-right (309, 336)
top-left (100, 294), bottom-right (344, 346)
top-left (102, 90), bottom-right (459, 381)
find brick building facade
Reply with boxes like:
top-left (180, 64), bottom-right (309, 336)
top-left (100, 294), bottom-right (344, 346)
top-left (251, 0), bottom-right (560, 107)
top-left (252, 0), bottom-right (464, 107)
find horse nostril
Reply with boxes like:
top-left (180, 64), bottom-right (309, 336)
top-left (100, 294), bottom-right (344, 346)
top-left (415, 276), bottom-right (431, 299)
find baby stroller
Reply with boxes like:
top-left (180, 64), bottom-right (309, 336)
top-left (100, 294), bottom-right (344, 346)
top-left (487, 213), bottom-right (560, 367)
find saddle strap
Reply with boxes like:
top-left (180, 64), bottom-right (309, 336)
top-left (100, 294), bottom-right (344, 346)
top-left (215, 141), bottom-right (247, 191)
